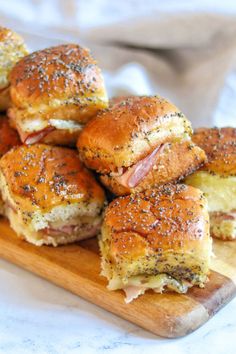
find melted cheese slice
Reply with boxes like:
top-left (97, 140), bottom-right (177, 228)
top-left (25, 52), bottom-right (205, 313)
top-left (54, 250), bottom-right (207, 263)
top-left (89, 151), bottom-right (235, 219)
top-left (108, 274), bottom-right (189, 303)
top-left (185, 171), bottom-right (236, 213)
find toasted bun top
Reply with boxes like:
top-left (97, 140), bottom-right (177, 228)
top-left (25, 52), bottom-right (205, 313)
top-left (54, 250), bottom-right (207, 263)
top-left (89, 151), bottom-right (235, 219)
top-left (0, 144), bottom-right (105, 212)
top-left (0, 116), bottom-right (21, 157)
top-left (0, 27), bottom-right (28, 89)
top-left (103, 184), bottom-right (209, 258)
top-left (109, 96), bottom-right (132, 107)
top-left (193, 127), bottom-right (236, 176)
top-left (9, 44), bottom-right (107, 120)
top-left (77, 96), bottom-right (192, 173)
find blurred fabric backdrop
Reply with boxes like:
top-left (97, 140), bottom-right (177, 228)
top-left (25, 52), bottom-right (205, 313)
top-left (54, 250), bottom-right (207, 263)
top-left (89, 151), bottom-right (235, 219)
top-left (0, 0), bottom-right (236, 127)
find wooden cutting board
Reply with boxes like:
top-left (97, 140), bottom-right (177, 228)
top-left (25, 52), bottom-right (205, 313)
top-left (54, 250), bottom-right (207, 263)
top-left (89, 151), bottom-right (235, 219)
top-left (0, 217), bottom-right (235, 338)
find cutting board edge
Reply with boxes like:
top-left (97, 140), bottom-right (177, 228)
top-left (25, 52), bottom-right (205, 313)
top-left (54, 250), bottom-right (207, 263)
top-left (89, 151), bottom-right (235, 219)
top-left (0, 218), bottom-right (235, 338)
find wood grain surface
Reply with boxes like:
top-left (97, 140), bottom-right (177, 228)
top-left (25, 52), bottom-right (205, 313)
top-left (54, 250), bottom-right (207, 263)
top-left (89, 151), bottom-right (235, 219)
top-left (0, 218), bottom-right (235, 338)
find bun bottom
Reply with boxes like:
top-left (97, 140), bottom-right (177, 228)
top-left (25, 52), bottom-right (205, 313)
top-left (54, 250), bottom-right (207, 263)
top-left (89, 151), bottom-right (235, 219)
top-left (37, 126), bottom-right (81, 146)
top-left (185, 171), bottom-right (236, 241)
top-left (0, 196), bottom-right (4, 215)
top-left (9, 111), bottom-right (83, 146)
top-left (100, 184), bottom-right (211, 302)
top-left (210, 211), bottom-right (236, 241)
top-left (5, 205), bottom-right (102, 246)
top-left (0, 86), bottom-right (10, 112)
top-left (100, 140), bottom-right (206, 196)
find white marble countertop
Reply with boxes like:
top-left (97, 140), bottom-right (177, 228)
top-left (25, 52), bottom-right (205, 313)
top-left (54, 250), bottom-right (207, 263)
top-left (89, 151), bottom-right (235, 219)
top-left (0, 258), bottom-right (235, 354)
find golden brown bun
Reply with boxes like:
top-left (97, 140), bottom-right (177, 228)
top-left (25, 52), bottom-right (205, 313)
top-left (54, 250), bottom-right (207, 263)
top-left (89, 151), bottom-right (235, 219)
top-left (77, 96), bottom-right (192, 173)
top-left (103, 184), bottom-right (209, 257)
top-left (192, 127), bottom-right (236, 176)
top-left (100, 184), bottom-right (211, 300)
top-left (0, 199), bottom-right (3, 215)
top-left (210, 211), bottom-right (236, 241)
top-left (0, 144), bottom-right (106, 245)
top-left (0, 27), bottom-right (28, 111)
top-left (109, 95), bottom-right (132, 107)
top-left (0, 87), bottom-right (10, 112)
top-left (8, 120), bottom-right (83, 147)
top-left (185, 127), bottom-right (236, 241)
top-left (0, 144), bottom-right (105, 212)
top-left (0, 115), bottom-right (21, 157)
top-left (100, 139), bottom-right (207, 195)
top-left (39, 127), bottom-right (81, 147)
top-left (0, 115), bottom-right (21, 215)
top-left (9, 44), bottom-right (108, 144)
top-left (9, 44), bottom-right (108, 145)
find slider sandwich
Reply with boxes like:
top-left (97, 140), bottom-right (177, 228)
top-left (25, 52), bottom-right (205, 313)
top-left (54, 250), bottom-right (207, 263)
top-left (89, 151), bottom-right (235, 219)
top-left (8, 44), bottom-right (108, 145)
top-left (185, 127), bottom-right (236, 240)
top-left (0, 144), bottom-right (106, 246)
top-left (0, 27), bottom-right (28, 111)
top-left (100, 184), bottom-right (211, 303)
top-left (77, 96), bottom-right (207, 195)
top-left (0, 116), bottom-right (21, 214)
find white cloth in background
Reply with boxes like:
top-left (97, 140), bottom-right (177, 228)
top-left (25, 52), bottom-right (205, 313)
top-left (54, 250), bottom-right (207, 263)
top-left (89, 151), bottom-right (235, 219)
top-left (0, 0), bottom-right (236, 127)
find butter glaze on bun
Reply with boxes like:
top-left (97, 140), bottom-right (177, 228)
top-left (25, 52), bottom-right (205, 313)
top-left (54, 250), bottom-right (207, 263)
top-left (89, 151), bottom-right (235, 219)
top-left (192, 127), bottom-right (236, 176)
top-left (185, 127), bottom-right (236, 240)
top-left (9, 44), bottom-right (108, 145)
top-left (0, 116), bottom-right (21, 158)
top-left (0, 144), bottom-right (106, 246)
top-left (0, 27), bottom-right (28, 111)
top-left (78, 96), bottom-right (207, 195)
top-left (100, 184), bottom-right (211, 302)
top-left (0, 115), bottom-right (21, 214)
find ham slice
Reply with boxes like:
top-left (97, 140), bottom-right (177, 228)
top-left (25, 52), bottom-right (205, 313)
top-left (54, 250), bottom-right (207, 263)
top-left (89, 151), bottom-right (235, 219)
top-left (43, 223), bottom-right (100, 238)
top-left (210, 211), bottom-right (236, 222)
top-left (115, 144), bottom-right (165, 188)
top-left (44, 225), bottom-right (77, 236)
top-left (124, 286), bottom-right (146, 304)
top-left (24, 126), bottom-right (55, 145)
top-left (124, 284), bottom-right (165, 303)
top-left (123, 278), bottom-right (190, 303)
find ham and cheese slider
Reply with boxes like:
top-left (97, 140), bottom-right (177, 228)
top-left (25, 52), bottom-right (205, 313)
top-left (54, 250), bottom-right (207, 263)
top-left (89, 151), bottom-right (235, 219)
top-left (0, 27), bottom-right (28, 111)
top-left (185, 127), bottom-right (236, 240)
top-left (0, 116), bottom-right (21, 214)
top-left (0, 144), bottom-right (106, 246)
top-left (100, 184), bottom-right (211, 303)
top-left (77, 96), bottom-right (207, 195)
top-left (8, 44), bottom-right (108, 146)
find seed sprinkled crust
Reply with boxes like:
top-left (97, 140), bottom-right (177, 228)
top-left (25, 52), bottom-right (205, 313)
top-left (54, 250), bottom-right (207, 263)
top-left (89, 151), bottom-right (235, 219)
top-left (100, 184), bottom-right (211, 296)
top-left (0, 26), bottom-right (28, 110)
top-left (104, 184), bottom-right (209, 254)
top-left (77, 95), bottom-right (193, 173)
top-left (193, 127), bottom-right (236, 176)
top-left (8, 44), bottom-right (108, 145)
top-left (0, 144), bottom-right (105, 212)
